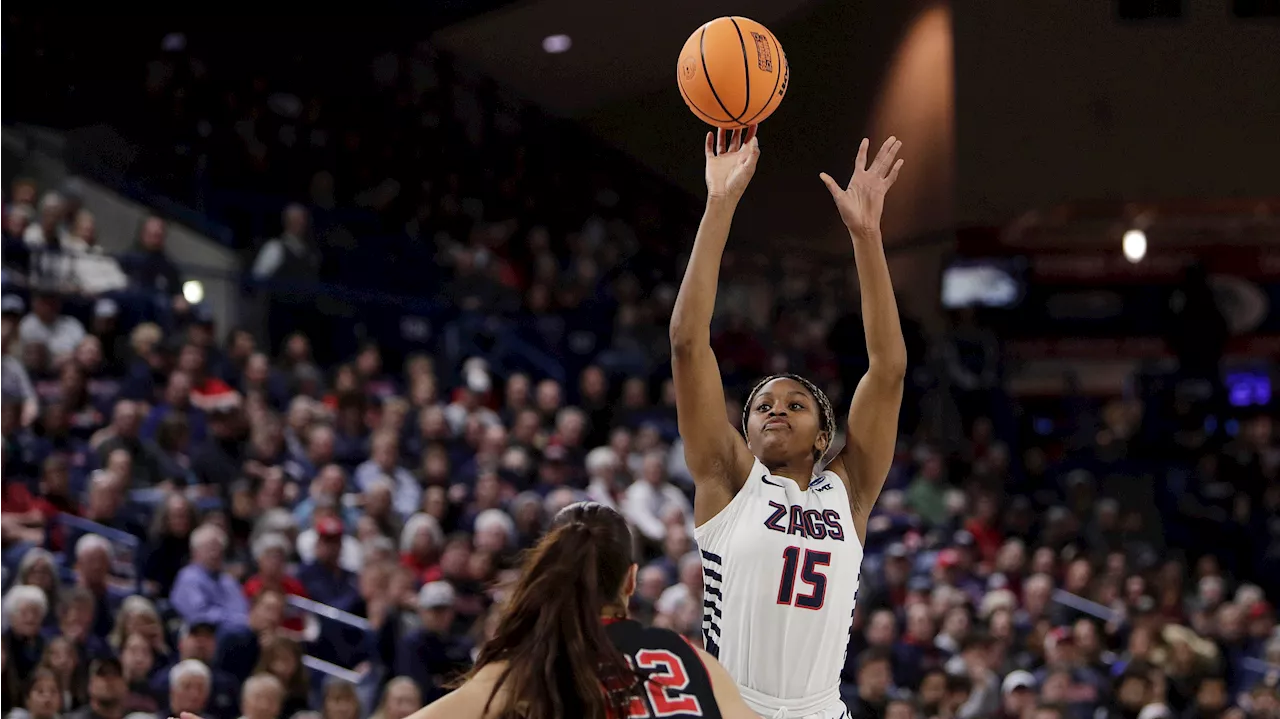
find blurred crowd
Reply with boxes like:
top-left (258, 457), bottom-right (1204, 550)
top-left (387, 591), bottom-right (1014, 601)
top-left (2, 34), bottom-right (1279, 719)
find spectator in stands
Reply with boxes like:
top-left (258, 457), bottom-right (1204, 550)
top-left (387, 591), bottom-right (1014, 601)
top-left (394, 582), bottom-right (470, 703)
top-left (120, 216), bottom-right (184, 315)
top-left (9, 666), bottom-right (62, 719)
top-left (368, 677), bottom-right (421, 719)
top-left (170, 525), bottom-right (249, 628)
top-left (251, 204), bottom-right (321, 353)
top-left (23, 193), bottom-right (67, 249)
top-left (623, 449), bottom-right (692, 547)
top-left (2, 296), bottom-right (40, 427)
top-left (243, 534), bottom-right (307, 614)
top-left (252, 636), bottom-right (309, 718)
top-left (296, 502), bottom-right (362, 574)
top-left (12, 550), bottom-right (60, 628)
top-left (399, 514), bottom-right (444, 584)
top-left (297, 517), bottom-right (359, 613)
top-left (318, 680), bottom-right (360, 719)
top-left (141, 372), bottom-right (207, 445)
top-left (3, 585), bottom-right (49, 684)
top-left (846, 647), bottom-right (894, 719)
top-left (166, 659), bottom-right (212, 719)
top-left (92, 402), bottom-right (164, 488)
top-left (63, 657), bottom-right (126, 719)
top-left (118, 633), bottom-right (159, 714)
top-left (40, 635), bottom-right (86, 711)
top-left (141, 493), bottom-right (195, 593)
top-left (1, 482), bottom-right (49, 557)
top-left (150, 622), bottom-right (238, 719)
top-left (237, 674), bottom-right (284, 719)
top-left (18, 292), bottom-right (85, 365)
top-left (354, 432), bottom-right (419, 519)
top-left (71, 535), bottom-right (127, 638)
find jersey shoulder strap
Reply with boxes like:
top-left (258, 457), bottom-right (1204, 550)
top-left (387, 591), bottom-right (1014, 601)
top-left (605, 620), bottom-right (723, 719)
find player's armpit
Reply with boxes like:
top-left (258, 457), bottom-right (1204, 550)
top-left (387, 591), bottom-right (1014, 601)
top-left (827, 363), bottom-right (904, 538)
top-left (693, 647), bottom-right (765, 719)
top-left (670, 339), bottom-right (754, 524)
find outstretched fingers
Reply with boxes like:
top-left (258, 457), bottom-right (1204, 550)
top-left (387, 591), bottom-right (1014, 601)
top-left (885, 158), bottom-right (904, 187)
top-left (873, 138), bottom-right (902, 178)
top-left (818, 172), bottom-right (843, 198)
top-left (852, 138), bottom-right (871, 179)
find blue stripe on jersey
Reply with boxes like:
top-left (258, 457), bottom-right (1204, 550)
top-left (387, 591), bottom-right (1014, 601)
top-left (705, 635), bottom-right (720, 658)
top-left (700, 549), bottom-right (723, 565)
top-left (703, 567), bottom-right (722, 582)
top-left (703, 600), bottom-right (722, 618)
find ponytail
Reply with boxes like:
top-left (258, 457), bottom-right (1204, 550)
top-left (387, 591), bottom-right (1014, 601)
top-left (471, 518), bottom-right (638, 718)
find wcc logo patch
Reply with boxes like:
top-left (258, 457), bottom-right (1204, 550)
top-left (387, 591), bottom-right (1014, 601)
top-left (751, 32), bottom-right (774, 73)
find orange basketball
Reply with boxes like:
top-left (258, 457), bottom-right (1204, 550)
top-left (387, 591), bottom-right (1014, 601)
top-left (676, 17), bottom-right (789, 129)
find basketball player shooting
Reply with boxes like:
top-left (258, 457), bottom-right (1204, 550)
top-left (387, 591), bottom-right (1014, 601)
top-left (670, 127), bottom-right (906, 719)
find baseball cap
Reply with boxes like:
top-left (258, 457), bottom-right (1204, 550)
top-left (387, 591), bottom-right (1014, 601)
top-left (418, 581), bottom-right (456, 610)
top-left (89, 656), bottom-right (123, 678)
top-left (1044, 627), bottom-right (1075, 651)
top-left (180, 620), bottom-right (218, 636)
top-left (315, 515), bottom-right (344, 539)
top-left (1248, 601), bottom-right (1272, 620)
top-left (936, 548), bottom-right (961, 569)
top-left (94, 298), bottom-right (119, 318)
top-left (1, 295), bottom-right (25, 315)
top-left (543, 443), bottom-right (568, 463)
top-left (1001, 670), bottom-right (1036, 695)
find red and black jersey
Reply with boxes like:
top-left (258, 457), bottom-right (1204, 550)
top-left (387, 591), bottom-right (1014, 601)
top-left (604, 619), bottom-right (722, 719)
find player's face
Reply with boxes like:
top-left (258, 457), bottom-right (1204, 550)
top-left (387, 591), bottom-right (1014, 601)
top-left (746, 378), bottom-right (825, 464)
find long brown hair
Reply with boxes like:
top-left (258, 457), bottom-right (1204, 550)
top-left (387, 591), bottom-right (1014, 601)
top-left (470, 501), bottom-right (638, 719)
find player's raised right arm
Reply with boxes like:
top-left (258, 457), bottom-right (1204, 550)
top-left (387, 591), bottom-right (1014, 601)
top-left (670, 127), bottom-right (759, 526)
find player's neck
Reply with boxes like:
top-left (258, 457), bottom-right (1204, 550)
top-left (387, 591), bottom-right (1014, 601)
top-left (763, 461), bottom-right (817, 489)
top-left (600, 604), bottom-right (628, 623)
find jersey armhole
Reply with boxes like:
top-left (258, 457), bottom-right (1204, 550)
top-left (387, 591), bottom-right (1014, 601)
top-left (680, 636), bottom-right (711, 676)
top-left (693, 459), bottom-right (759, 533)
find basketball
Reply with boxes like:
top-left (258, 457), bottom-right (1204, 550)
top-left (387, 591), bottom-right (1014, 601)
top-left (676, 17), bottom-right (789, 129)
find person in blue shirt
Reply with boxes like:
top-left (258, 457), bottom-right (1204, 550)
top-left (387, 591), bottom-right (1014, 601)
top-left (169, 525), bottom-right (249, 629)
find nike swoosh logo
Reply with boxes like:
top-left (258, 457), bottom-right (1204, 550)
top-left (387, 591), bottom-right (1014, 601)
top-left (761, 475), bottom-right (785, 487)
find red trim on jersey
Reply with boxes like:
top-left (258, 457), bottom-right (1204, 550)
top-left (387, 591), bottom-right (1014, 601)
top-left (680, 635), bottom-right (711, 677)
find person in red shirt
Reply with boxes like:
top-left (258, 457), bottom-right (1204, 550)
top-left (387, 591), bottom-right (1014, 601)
top-left (1, 478), bottom-right (46, 548)
top-left (175, 343), bottom-right (237, 412)
top-left (399, 513), bottom-right (445, 585)
top-left (243, 532), bottom-right (308, 632)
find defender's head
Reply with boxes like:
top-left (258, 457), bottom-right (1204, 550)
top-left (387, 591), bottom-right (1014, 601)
top-left (742, 373), bottom-right (836, 469)
top-left (549, 501), bottom-right (638, 609)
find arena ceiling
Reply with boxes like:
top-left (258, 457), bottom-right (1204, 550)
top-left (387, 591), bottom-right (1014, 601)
top-left (430, 0), bottom-right (821, 116)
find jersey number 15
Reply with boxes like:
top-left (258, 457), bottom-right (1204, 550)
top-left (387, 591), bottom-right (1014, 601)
top-left (776, 546), bottom-right (831, 610)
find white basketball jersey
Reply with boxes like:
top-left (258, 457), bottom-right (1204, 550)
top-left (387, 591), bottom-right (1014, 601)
top-left (694, 458), bottom-right (864, 718)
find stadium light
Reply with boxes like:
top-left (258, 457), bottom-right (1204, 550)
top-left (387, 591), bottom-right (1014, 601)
top-left (182, 280), bottom-right (205, 305)
top-left (1122, 229), bottom-right (1147, 263)
top-left (542, 35), bottom-right (572, 54)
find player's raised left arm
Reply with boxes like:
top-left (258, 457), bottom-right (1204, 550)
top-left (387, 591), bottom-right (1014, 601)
top-left (820, 137), bottom-right (907, 540)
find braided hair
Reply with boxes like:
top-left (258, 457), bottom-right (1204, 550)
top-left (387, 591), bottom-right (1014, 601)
top-left (741, 373), bottom-right (838, 464)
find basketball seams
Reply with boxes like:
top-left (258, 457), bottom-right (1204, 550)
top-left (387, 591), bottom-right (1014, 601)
top-left (678, 68), bottom-right (733, 125)
top-left (740, 29), bottom-right (785, 126)
top-left (682, 17), bottom-right (785, 129)
top-left (699, 25), bottom-right (739, 126)
top-left (728, 17), bottom-right (751, 122)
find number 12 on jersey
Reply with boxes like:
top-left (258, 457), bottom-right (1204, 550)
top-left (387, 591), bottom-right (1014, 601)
top-left (776, 546), bottom-right (830, 610)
